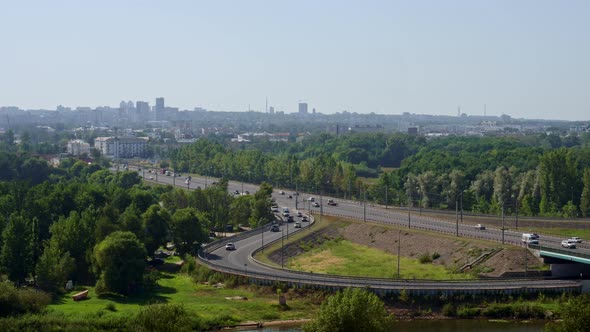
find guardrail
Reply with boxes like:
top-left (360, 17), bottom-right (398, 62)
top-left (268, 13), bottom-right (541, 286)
top-left (529, 244), bottom-right (590, 260)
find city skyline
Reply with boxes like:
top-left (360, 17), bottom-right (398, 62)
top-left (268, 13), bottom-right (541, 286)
top-left (1, 1), bottom-right (589, 121)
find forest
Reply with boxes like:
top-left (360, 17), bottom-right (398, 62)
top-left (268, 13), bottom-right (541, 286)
top-left (169, 132), bottom-right (590, 218)
top-left (0, 149), bottom-right (273, 315)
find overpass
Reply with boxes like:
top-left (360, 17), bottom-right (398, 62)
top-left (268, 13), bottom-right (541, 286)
top-left (529, 245), bottom-right (590, 278)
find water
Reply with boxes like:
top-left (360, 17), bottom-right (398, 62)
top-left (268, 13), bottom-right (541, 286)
top-left (237, 319), bottom-right (546, 332)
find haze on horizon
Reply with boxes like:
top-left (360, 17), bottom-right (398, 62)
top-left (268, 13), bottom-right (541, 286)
top-left (0, 0), bottom-right (588, 121)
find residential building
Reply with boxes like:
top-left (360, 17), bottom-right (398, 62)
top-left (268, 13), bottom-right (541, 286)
top-left (94, 136), bottom-right (149, 158)
top-left (67, 139), bottom-right (90, 156)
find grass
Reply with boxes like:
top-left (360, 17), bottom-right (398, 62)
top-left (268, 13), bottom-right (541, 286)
top-left (288, 238), bottom-right (473, 280)
top-left (47, 271), bottom-right (318, 324)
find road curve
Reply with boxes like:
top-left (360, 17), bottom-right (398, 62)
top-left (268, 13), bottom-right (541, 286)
top-left (120, 165), bottom-right (582, 293)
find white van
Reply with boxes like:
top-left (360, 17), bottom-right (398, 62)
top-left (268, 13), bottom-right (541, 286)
top-left (522, 233), bottom-right (539, 244)
top-left (282, 208), bottom-right (290, 217)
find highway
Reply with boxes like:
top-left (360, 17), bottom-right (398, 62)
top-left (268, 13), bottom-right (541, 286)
top-left (119, 165), bottom-right (583, 292)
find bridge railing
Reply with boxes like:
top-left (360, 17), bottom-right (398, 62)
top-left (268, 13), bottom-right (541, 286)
top-left (529, 244), bottom-right (590, 260)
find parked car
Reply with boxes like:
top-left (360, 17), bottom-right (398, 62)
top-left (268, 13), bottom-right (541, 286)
top-left (561, 239), bottom-right (576, 249)
top-left (225, 243), bottom-right (236, 251)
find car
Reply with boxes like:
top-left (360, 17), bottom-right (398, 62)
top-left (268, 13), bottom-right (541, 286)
top-left (561, 239), bottom-right (576, 249)
top-left (271, 206), bottom-right (279, 213)
top-left (569, 237), bottom-right (582, 243)
top-left (137, 167), bottom-right (142, 171)
top-left (185, 179), bottom-right (190, 184)
top-left (522, 233), bottom-right (539, 244)
top-left (327, 199), bottom-right (338, 206)
top-left (297, 211), bottom-right (303, 217)
top-left (225, 243), bottom-right (236, 251)
top-left (149, 176), bottom-right (154, 180)
top-left (302, 216), bottom-right (308, 222)
top-left (270, 224), bottom-right (280, 232)
top-left (287, 195), bottom-right (292, 199)
top-left (295, 222), bottom-right (302, 228)
top-left (308, 197), bottom-right (315, 202)
top-left (279, 191), bottom-right (285, 195)
top-left (287, 216), bottom-right (294, 222)
top-left (312, 202), bottom-right (320, 207)
top-left (474, 224), bottom-right (486, 230)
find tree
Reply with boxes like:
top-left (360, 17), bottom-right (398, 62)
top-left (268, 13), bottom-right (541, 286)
top-left (93, 231), bottom-right (147, 295)
top-left (35, 239), bottom-right (75, 294)
top-left (0, 213), bottom-right (34, 284)
top-left (581, 168), bottom-right (590, 217)
top-left (304, 288), bottom-right (390, 332)
top-left (544, 294), bottom-right (590, 332)
top-left (170, 208), bottom-right (207, 255)
top-left (142, 205), bottom-right (170, 257)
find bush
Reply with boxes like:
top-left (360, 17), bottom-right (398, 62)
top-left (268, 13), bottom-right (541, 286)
top-left (432, 252), bottom-right (441, 260)
top-left (419, 253), bottom-right (433, 264)
top-left (133, 303), bottom-right (193, 332)
top-left (180, 254), bottom-right (196, 274)
top-left (456, 305), bottom-right (481, 318)
top-left (0, 282), bottom-right (51, 317)
top-left (442, 303), bottom-right (456, 317)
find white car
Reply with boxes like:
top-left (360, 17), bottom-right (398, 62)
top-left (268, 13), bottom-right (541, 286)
top-left (569, 237), bottom-right (582, 243)
top-left (308, 197), bottom-right (315, 202)
top-left (561, 240), bottom-right (576, 249)
top-left (225, 243), bottom-right (236, 251)
top-left (474, 224), bottom-right (486, 230)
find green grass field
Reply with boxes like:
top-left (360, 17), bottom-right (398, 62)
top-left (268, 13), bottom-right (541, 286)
top-left (288, 238), bottom-right (473, 280)
top-left (47, 270), bottom-right (318, 324)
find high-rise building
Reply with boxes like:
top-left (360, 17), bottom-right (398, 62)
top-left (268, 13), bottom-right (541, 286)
top-left (155, 97), bottom-right (165, 121)
top-left (298, 102), bottom-right (308, 114)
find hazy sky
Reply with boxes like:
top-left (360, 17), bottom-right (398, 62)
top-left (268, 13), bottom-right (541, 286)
top-left (1, 1), bottom-right (589, 120)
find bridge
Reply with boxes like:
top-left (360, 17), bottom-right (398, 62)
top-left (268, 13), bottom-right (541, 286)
top-left (529, 245), bottom-right (590, 278)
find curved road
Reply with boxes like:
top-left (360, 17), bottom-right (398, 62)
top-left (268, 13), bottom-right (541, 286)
top-left (121, 165), bottom-right (582, 292)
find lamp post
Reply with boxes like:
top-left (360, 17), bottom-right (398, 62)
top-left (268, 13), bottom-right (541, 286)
top-left (397, 230), bottom-right (401, 279)
top-left (407, 194), bottom-right (411, 229)
top-left (281, 228), bottom-right (284, 269)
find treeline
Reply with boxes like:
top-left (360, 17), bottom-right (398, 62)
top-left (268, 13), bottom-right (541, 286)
top-left (169, 132), bottom-right (590, 217)
top-left (0, 151), bottom-right (273, 305)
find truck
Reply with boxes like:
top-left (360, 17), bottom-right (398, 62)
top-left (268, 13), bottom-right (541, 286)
top-left (327, 199), bottom-right (338, 206)
top-left (522, 233), bottom-right (539, 245)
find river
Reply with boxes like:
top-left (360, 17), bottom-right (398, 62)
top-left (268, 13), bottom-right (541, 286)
top-left (237, 319), bottom-right (546, 332)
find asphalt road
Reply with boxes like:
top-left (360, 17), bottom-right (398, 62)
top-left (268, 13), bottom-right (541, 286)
top-left (118, 165), bottom-right (584, 291)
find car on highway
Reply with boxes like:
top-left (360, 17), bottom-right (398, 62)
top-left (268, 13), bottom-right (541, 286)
top-left (287, 195), bottom-right (292, 199)
top-left (297, 211), bottom-right (303, 217)
top-left (225, 243), bottom-right (236, 251)
top-left (561, 239), bottom-right (576, 249)
top-left (312, 202), bottom-right (320, 207)
top-left (302, 216), bottom-right (308, 222)
top-left (270, 224), bottom-right (280, 232)
top-left (279, 191), bottom-right (285, 195)
top-left (295, 221), bottom-right (302, 228)
top-left (327, 199), bottom-right (338, 206)
top-left (271, 206), bottom-right (279, 213)
top-left (234, 190), bottom-right (240, 195)
top-left (308, 197), bottom-right (315, 202)
top-left (287, 215), bottom-right (294, 223)
top-left (474, 224), bottom-right (486, 230)
top-left (569, 237), bottom-right (582, 243)
top-left (149, 176), bottom-right (154, 180)
top-left (522, 233), bottom-right (539, 245)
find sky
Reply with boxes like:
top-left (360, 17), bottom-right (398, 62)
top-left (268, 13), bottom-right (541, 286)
top-left (0, 1), bottom-right (589, 121)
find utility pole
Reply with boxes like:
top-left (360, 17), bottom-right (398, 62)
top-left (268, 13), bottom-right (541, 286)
top-left (501, 206), bottom-right (505, 245)
top-left (261, 223), bottom-right (264, 253)
top-left (363, 190), bottom-right (367, 222)
top-left (515, 197), bottom-right (519, 230)
top-left (407, 194), bottom-right (411, 229)
top-left (385, 184), bottom-right (388, 209)
top-left (419, 192), bottom-right (422, 216)
top-left (397, 230), bottom-right (401, 279)
top-left (460, 191), bottom-right (463, 224)
top-left (456, 198), bottom-right (459, 237)
top-left (524, 246), bottom-right (528, 277)
top-left (281, 229), bottom-right (284, 268)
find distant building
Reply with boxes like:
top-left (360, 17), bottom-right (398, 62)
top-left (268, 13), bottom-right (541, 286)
top-left (67, 139), bottom-right (90, 156)
top-left (94, 136), bottom-right (148, 158)
top-left (155, 97), bottom-right (165, 121)
top-left (407, 127), bottom-right (419, 136)
top-left (298, 102), bottom-right (308, 114)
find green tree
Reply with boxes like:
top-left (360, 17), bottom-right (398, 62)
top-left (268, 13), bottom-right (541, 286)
top-left (544, 294), bottom-right (590, 332)
top-left (304, 288), bottom-right (390, 332)
top-left (142, 205), bottom-right (170, 257)
top-left (581, 168), bottom-right (590, 217)
top-left (35, 239), bottom-right (75, 294)
top-left (170, 208), bottom-right (207, 255)
top-left (0, 213), bottom-right (34, 284)
top-left (93, 231), bottom-right (147, 295)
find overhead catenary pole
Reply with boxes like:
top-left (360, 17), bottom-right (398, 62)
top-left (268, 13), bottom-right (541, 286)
top-left (407, 194), bottom-right (411, 229)
top-left (397, 230), bottom-right (401, 279)
top-left (385, 184), bottom-right (388, 209)
top-left (501, 206), bottom-right (505, 245)
top-left (363, 189), bottom-right (367, 222)
top-left (515, 197), bottom-right (519, 230)
top-left (456, 198), bottom-right (459, 237)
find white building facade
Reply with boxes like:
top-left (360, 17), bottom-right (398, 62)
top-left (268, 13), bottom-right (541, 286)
top-left (66, 139), bottom-right (90, 156)
top-left (94, 136), bottom-right (148, 158)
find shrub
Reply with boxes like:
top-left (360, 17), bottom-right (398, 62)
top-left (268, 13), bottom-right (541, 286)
top-left (179, 254), bottom-right (196, 274)
top-left (442, 303), bottom-right (456, 317)
top-left (105, 303), bottom-right (117, 312)
top-left (0, 282), bottom-right (51, 317)
top-left (419, 253), bottom-right (433, 264)
top-left (398, 289), bottom-right (409, 302)
top-left (456, 305), bottom-right (481, 318)
top-left (432, 252), bottom-right (441, 260)
top-left (133, 304), bottom-right (192, 332)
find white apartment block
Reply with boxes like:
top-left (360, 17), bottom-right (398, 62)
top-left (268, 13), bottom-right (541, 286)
top-left (94, 136), bottom-right (148, 158)
top-left (67, 139), bottom-right (90, 156)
